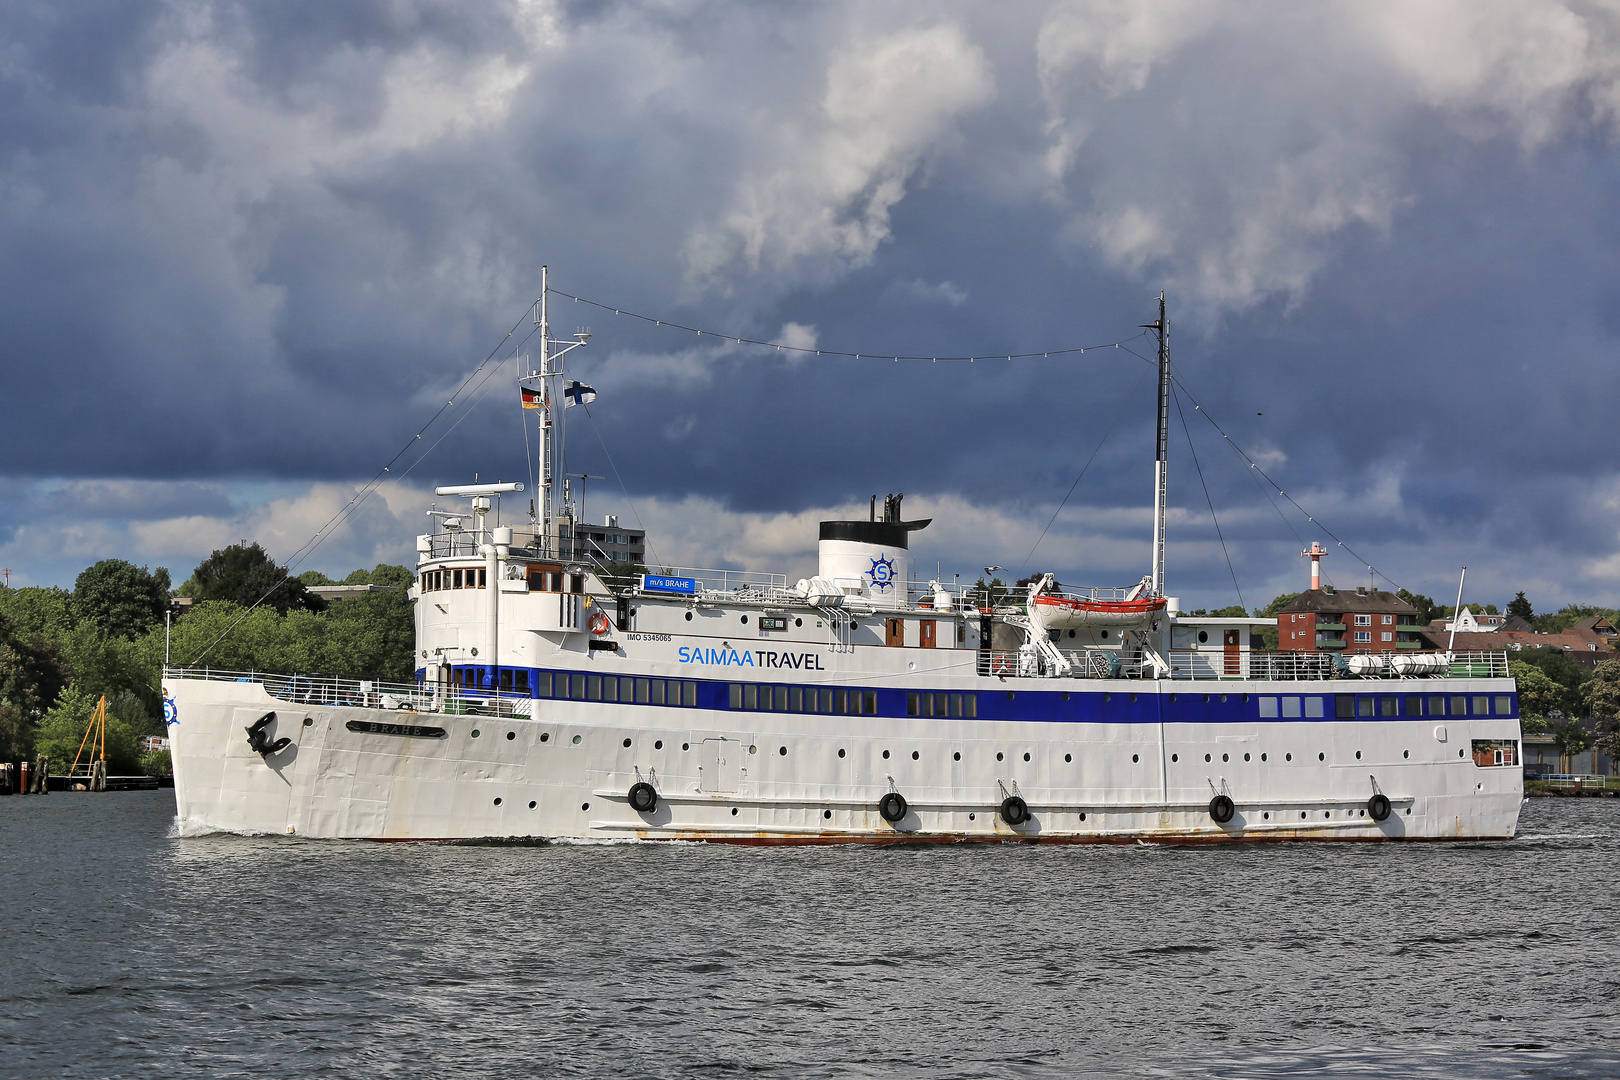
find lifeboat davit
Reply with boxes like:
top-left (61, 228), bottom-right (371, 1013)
top-left (1027, 573), bottom-right (1166, 630)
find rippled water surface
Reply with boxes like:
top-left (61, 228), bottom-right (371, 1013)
top-left (5, 792), bottom-right (1619, 1078)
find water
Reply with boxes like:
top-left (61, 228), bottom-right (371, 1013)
top-left (4, 793), bottom-right (1618, 1079)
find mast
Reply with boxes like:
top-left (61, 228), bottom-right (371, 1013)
top-left (536, 266), bottom-right (553, 555)
top-left (1147, 292), bottom-right (1170, 596)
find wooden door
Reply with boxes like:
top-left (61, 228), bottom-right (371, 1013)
top-left (1224, 630), bottom-right (1241, 675)
top-left (886, 618), bottom-right (905, 647)
top-left (920, 620), bottom-right (936, 649)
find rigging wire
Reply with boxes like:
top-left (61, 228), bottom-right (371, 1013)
top-left (545, 287), bottom-right (1151, 362)
top-left (1017, 367), bottom-right (1151, 575)
top-left (578, 402), bottom-right (665, 573)
top-left (185, 311), bottom-right (541, 665)
top-left (1172, 382), bottom-right (1245, 612)
top-left (1163, 362), bottom-right (1404, 595)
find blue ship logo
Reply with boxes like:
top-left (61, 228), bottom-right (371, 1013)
top-left (867, 554), bottom-right (895, 591)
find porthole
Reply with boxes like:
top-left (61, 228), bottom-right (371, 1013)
top-left (681, 742), bottom-right (690, 751)
top-left (883, 750), bottom-right (891, 759)
top-left (1243, 753), bottom-right (1250, 762)
top-left (778, 746), bottom-right (787, 756)
top-left (471, 729), bottom-right (481, 738)
top-left (1023, 752), bottom-right (1031, 762)
top-left (1242, 694), bottom-right (1249, 703)
top-left (953, 751), bottom-right (961, 761)
top-left (838, 748), bottom-right (847, 758)
top-left (1403, 750), bottom-right (1409, 759)
top-left (996, 752), bottom-right (1004, 762)
top-left (1355, 750), bottom-right (1362, 760)
top-left (655, 740), bottom-right (663, 750)
top-left (1405, 808), bottom-right (1412, 815)
top-left (506, 732), bottom-right (516, 741)
top-left (1261, 753), bottom-right (1267, 762)
top-left (1300, 812), bottom-right (1307, 819)
top-left (1130, 693), bottom-right (1138, 703)
top-left (969, 813), bottom-right (976, 821)
top-left (1263, 812), bottom-right (1270, 820)
top-left (1220, 695), bottom-right (1228, 703)
top-left (303, 717), bottom-right (313, 727)
top-left (493, 797), bottom-right (502, 806)
top-left (1325, 811), bottom-right (1331, 818)
top-left (1318, 752), bottom-right (1325, 761)
top-left (795, 618), bottom-right (802, 627)
top-left (1171, 753), bottom-right (1179, 762)
top-left (1131, 754), bottom-right (1139, 763)
top-left (823, 809), bottom-right (832, 819)
top-left (1078, 812), bottom-right (1087, 822)
top-left (1205, 754), bottom-right (1212, 763)
top-left (623, 738), bottom-right (632, 748)
top-left (748, 745), bottom-right (757, 754)
top-left (1065, 753), bottom-right (1073, 763)
top-left (540, 732), bottom-right (550, 742)
top-left (1286, 753), bottom-right (1292, 761)
top-left (1359, 809), bottom-right (1366, 817)
top-left (731, 807), bottom-right (738, 816)
top-left (1062, 692), bottom-right (1070, 702)
top-left (741, 614), bottom-right (749, 624)
top-left (528, 801), bottom-right (536, 809)
top-left (1068, 629), bottom-right (1076, 638)
top-left (1222, 753), bottom-right (1229, 762)
top-left (572, 735), bottom-right (582, 745)
top-left (1006, 691), bottom-right (1015, 701)
top-left (1459, 749), bottom-right (1465, 758)
top-left (1104, 693), bottom-right (1111, 703)
top-left (685, 611), bottom-right (693, 621)
top-left (1202, 694), bottom-right (1210, 703)
top-left (911, 751), bottom-right (920, 760)
top-left (1197, 631), bottom-right (1208, 644)
top-left (1168, 693), bottom-right (1177, 702)
top-left (1101, 630), bottom-right (1110, 640)
top-left (581, 802), bottom-right (590, 811)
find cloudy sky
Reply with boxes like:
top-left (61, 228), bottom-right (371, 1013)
top-left (4, 0), bottom-right (1620, 613)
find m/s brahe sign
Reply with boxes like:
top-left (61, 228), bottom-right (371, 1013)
top-left (641, 575), bottom-right (696, 595)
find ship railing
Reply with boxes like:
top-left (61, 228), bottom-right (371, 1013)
top-left (163, 667), bottom-right (539, 716)
top-left (972, 649), bottom-right (1510, 681)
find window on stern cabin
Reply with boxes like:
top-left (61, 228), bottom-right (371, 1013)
top-left (453, 568), bottom-right (464, 588)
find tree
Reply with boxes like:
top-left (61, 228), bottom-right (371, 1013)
top-left (73, 559), bottom-right (170, 639)
top-left (1551, 720), bottom-right (1592, 774)
top-left (34, 686), bottom-right (143, 776)
top-left (190, 542), bottom-right (324, 615)
top-left (1580, 657), bottom-right (1620, 723)
top-left (1507, 591), bottom-right (1534, 621)
top-left (298, 570), bottom-right (335, 586)
top-left (0, 612), bottom-right (70, 760)
top-left (1517, 646), bottom-right (1588, 715)
top-left (1397, 589), bottom-right (1441, 626)
top-left (1509, 660), bottom-right (1560, 734)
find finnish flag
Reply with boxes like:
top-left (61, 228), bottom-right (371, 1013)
top-left (564, 380), bottom-right (597, 408)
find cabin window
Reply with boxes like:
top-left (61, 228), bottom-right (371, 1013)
top-left (570, 574), bottom-right (585, 593)
top-left (1305, 697), bottom-right (1324, 718)
top-left (1451, 695), bottom-right (1467, 716)
top-left (1259, 697), bottom-right (1278, 718)
top-left (1472, 739), bottom-right (1518, 767)
top-left (1335, 694), bottom-right (1355, 719)
top-left (1282, 696), bottom-right (1302, 718)
top-left (1473, 695), bottom-right (1490, 715)
top-left (570, 674), bottom-right (586, 701)
top-left (1495, 695), bottom-right (1513, 715)
top-left (477, 568), bottom-right (487, 588)
top-left (453, 568), bottom-right (464, 588)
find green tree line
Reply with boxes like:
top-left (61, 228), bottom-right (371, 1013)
top-left (0, 544), bottom-right (415, 775)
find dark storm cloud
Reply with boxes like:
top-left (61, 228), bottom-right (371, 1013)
top-left (4, 0), bottom-right (1620, 605)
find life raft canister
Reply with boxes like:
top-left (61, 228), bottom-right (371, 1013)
top-left (589, 610), bottom-right (611, 635)
top-left (878, 792), bottom-right (908, 823)
top-left (1367, 793), bottom-right (1392, 821)
top-left (999, 795), bottom-right (1030, 826)
top-left (1208, 794), bottom-right (1235, 824)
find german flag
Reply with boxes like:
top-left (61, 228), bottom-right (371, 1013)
top-left (520, 384), bottom-right (544, 409)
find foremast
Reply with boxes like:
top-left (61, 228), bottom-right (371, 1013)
top-left (526, 266), bottom-right (590, 558)
top-left (1146, 292), bottom-right (1170, 598)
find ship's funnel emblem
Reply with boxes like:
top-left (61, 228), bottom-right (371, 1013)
top-left (867, 554), bottom-right (896, 591)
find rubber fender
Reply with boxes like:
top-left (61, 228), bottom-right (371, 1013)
top-left (877, 792), bottom-right (908, 823)
top-left (999, 795), bottom-right (1030, 826)
top-left (628, 781), bottom-right (658, 813)
top-left (1367, 793), bottom-right (1391, 822)
top-left (1208, 794), bottom-right (1235, 824)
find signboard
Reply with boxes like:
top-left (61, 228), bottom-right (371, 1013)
top-left (758, 616), bottom-right (789, 631)
top-left (641, 575), bottom-right (697, 596)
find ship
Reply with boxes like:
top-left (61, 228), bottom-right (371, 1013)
top-left (164, 283), bottom-right (1524, 843)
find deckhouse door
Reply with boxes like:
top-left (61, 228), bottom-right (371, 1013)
top-left (700, 738), bottom-right (741, 793)
top-left (1223, 630), bottom-right (1241, 675)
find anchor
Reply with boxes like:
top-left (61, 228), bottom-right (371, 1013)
top-left (245, 713), bottom-right (292, 756)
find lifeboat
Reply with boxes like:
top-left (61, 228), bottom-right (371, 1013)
top-left (1027, 573), bottom-right (1166, 629)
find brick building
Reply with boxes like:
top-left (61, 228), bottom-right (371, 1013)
top-left (1276, 586), bottom-right (1426, 654)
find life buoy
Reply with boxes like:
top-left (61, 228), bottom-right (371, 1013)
top-left (628, 781), bottom-right (657, 813)
top-left (999, 795), bottom-right (1030, 826)
top-left (1367, 793), bottom-right (1391, 821)
top-left (589, 611), bottom-right (611, 635)
top-left (1209, 794), bottom-right (1235, 824)
top-left (878, 792), bottom-right (908, 823)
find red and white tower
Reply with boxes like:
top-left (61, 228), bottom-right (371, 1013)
top-left (1302, 541), bottom-right (1329, 591)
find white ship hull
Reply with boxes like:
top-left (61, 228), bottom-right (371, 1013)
top-left (168, 674), bottom-right (1523, 843)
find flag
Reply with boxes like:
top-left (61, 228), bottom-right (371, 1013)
top-left (565, 380), bottom-right (597, 408)
top-left (520, 384), bottom-right (544, 409)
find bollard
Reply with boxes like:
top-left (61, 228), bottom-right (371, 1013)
top-left (19, 759), bottom-right (28, 795)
